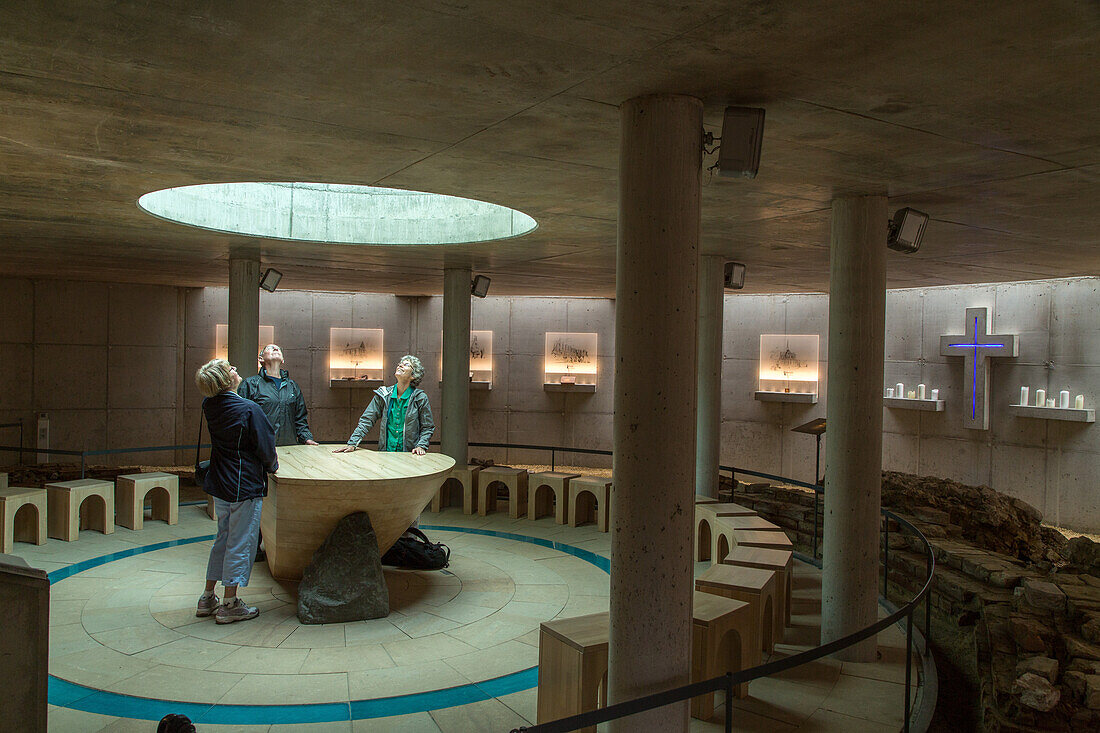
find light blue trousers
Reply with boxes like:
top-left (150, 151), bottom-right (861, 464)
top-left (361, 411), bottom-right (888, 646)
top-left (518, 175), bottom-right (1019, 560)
top-left (206, 496), bottom-right (263, 587)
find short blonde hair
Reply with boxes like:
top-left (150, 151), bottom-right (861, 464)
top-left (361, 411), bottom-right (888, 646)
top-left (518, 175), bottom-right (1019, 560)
top-left (195, 359), bottom-right (234, 398)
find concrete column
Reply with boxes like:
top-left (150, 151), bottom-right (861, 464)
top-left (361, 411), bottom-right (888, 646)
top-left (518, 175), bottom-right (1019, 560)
top-left (610, 94), bottom-right (701, 732)
top-left (821, 194), bottom-right (887, 662)
top-left (228, 255), bottom-right (260, 376)
top-left (441, 266), bottom-right (471, 465)
top-left (695, 255), bottom-right (724, 498)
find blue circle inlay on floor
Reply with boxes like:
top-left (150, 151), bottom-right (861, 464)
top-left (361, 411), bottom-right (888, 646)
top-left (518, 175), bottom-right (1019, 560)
top-left (47, 524), bottom-right (610, 724)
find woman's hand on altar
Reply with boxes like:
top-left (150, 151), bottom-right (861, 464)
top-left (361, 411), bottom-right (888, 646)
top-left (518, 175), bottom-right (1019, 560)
top-left (412, 447), bottom-right (426, 456)
top-left (332, 444), bottom-right (356, 453)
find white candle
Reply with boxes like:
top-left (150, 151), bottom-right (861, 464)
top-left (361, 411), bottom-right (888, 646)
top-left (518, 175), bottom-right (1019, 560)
top-left (917, 384), bottom-right (926, 399)
top-left (886, 388), bottom-right (895, 398)
top-left (907, 390), bottom-right (916, 399)
top-left (1035, 389), bottom-right (1046, 407)
top-left (896, 383), bottom-right (904, 397)
top-left (1046, 398), bottom-right (1056, 408)
top-left (930, 389), bottom-right (939, 400)
top-left (1019, 386), bottom-right (1029, 406)
top-left (1059, 390), bottom-right (1070, 409)
top-left (1076, 394), bottom-right (1085, 409)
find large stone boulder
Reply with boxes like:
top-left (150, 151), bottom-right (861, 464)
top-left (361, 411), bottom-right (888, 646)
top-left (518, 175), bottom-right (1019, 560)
top-left (297, 512), bottom-right (389, 624)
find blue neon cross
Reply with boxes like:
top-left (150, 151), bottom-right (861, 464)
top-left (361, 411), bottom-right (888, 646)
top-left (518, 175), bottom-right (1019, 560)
top-left (939, 307), bottom-right (1018, 430)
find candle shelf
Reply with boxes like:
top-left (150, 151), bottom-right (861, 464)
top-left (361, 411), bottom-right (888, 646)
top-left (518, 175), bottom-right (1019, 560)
top-left (330, 379), bottom-right (384, 389)
top-left (884, 397), bottom-right (945, 412)
top-left (545, 383), bottom-right (597, 393)
top-left (1008, 404), bottom-right (1095, 423)
top-left (754, 391), bottom-right (818, 404)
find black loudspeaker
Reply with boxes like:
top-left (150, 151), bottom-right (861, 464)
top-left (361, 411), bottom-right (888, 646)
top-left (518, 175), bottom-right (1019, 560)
top-left (724, 262), bottom-right (746, 290)
top-left (717, 107), bottom-right (765, 179)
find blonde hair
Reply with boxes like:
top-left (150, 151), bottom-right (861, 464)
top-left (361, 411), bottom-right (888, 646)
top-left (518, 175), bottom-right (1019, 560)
top-left (195, 359), bottom-right (234, 398)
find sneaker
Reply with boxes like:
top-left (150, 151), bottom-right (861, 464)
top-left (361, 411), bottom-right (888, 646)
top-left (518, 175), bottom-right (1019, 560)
top-left (195, 592), bottom-right (220, 618)
top-left (216, 598), bottom-right (259, 624)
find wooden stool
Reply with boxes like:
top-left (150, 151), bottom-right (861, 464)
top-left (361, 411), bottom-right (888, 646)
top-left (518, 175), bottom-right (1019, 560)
top-left (528, 471), bottom-right (579, 523)
top-left (695, 503), bottom-right (759, 562)
top-left (45, 479), bottom-right (115, 541)
top-left (723, 546), bottom-right (794, 630)
top-left (569, 476), bottom-right (611, 532)
top-left (0, 487), bottom-right (47, 553)
top-left (538, 612), bottom-right (609, 733)
top-left (478, 466), bottom-right (528, 518)
top-left (692, 591), bottom-right (760, 720)
top-left (431, 465), bottom-right (480, 514)
top-left (115, 472), bottom-right (179, 530)
top-left (733, 529), bottom-right (793, 552)
top-left (718, 515), bottom-right (782, 532)
top-left (695, 494), bottom-right (719, 504)
top-left (695, 564), bottom-right (778, 654)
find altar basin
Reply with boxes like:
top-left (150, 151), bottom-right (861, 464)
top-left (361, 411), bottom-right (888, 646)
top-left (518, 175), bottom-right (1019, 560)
top-left (262, 445), bottom-right (455, 582)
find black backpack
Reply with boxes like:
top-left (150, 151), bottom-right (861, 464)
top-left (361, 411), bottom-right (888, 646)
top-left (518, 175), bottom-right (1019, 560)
top-left (381, 527), bottom-right (451, 570)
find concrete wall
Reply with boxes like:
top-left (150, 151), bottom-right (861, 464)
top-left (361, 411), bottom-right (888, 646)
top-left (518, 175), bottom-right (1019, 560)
top-left (3, 276), bottom-right (1098, 531)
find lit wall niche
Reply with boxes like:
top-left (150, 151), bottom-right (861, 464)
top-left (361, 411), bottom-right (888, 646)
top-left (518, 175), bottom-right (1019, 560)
top-left (329, 328), bottom-right (384, 384)
top-left (544, 332), bottom-right (597, 391)
top-left (214, 324), bottom-right (274, 362)
top-left (757, 334), bottom-right (819, 401)
top-left (439, 330), bottom-right (494, 388)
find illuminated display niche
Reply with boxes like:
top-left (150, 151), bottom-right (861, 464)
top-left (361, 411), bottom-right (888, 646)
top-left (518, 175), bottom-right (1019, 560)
top-left (544, 332), bottom-right (597, 392)
top-left (755, 334), bottom-right (819, 403)
top-left (329, 327), bottom-right (384, 387)
top-left (214, 324), bottom-right (274, 362)
top-left (439, 330), bottom-right (494, 389)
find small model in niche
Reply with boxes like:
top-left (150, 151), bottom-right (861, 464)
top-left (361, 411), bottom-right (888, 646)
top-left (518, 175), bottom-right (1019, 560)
top-left (770, 345), bottom-right (808, 393)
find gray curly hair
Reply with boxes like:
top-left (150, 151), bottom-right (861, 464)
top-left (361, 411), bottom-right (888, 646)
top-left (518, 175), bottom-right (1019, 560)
top-left (399, 355), bottom-right (425, 387)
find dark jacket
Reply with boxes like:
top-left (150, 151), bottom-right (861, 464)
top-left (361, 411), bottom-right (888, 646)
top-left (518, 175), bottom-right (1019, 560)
top-left (347, 384), bottom-right (435, 452)
top-left (237, 368), bottom-right (314, 447)
top-left (202, 390), bottom-right (279, 503)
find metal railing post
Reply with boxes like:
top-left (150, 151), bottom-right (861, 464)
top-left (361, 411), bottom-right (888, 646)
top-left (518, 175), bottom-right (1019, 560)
top-left (812, 490), bottom-right (819, 560)
top-left (724, 673), bottom-right (733, 733)
top-left (884, 517), bottom-right (890, 601)
top-left (551, 448), bottom-right (556, 472)
top-left (80, 451), bottom-right (86, 479)
top-left (925, 551), bottom-right (933, 647)
top-left (904, 610), bottom-right (914, 733)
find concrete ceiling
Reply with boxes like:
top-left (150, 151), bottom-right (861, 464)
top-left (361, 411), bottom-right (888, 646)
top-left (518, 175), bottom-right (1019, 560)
top-left (1, 1), bottom-right (1097, 296)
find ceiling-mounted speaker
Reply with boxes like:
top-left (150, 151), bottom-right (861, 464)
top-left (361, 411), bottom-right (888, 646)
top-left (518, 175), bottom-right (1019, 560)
top-left (724, 261), bottom-right (746, 290)
top-left (717, 107), bottom-right (765, 179)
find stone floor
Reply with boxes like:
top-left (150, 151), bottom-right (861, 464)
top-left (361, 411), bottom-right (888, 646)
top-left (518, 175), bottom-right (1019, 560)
top-left (10, 502), bottom-right (924, 732)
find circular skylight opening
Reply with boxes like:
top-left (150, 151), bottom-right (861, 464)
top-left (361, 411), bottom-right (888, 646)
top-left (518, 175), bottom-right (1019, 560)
top-left (137, 182), bottom-right (537, 245)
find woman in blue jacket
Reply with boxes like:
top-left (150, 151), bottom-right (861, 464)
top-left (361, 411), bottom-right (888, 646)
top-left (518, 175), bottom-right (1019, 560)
top-left (194, 359), bottom-right (279, 624)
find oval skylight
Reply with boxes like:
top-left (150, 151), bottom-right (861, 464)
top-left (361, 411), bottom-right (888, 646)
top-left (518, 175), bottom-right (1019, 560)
top-left (137, 182), bottom-right (537, 245)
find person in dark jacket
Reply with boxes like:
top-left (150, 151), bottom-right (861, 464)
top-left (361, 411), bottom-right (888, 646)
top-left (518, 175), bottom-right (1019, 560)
top-left (194, 358), bottom-right (278, 624)
top-left (333, 354), bottom-right (434, 455)
top-left (237, 344), bottom-right (319, 448)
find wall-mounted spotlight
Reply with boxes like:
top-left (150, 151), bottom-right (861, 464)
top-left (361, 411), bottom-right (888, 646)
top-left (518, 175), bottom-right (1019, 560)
top-left (259, 268), bottom-right (283, 292)
top-left (471, 274), bottom-right (491, 298)
top-left (715, 107), bottom-right (765, 179)
top-left (723, 261), bottom-right (747, 290)
top-left (887, 208), bottom-right (929, 254)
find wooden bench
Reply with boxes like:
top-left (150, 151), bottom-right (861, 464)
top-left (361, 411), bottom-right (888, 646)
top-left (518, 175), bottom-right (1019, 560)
top-left (431, 465), bottom-right (480, 514)
top-left (695, 502), bottom-right (760, 562)
top-left (478, 466), bottom-right (529, 518)
top-left (115, 472), bottom-right (179, 530)
top-left (569, 476), bottom-right (612, 532)
top-left (695, 563), bottom-right (778, 654)
top-left (722, 546), bottom-right (794, 631)
top-left (691, 591), bottom-right (759, 719)
top-left (0, 487), bottom-right (47, 553)
top-left (538, 612), bottom-right (609, 733)
top-left (45, 479), bottom-right (114, 541)
top-left (528, 471), bottom-right (579, 523)
top-left (717, 515), bottom-right (782, 532)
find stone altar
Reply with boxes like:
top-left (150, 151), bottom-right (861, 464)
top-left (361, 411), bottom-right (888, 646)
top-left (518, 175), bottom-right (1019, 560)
top-left (263, 445), bottom-right (454, 582)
